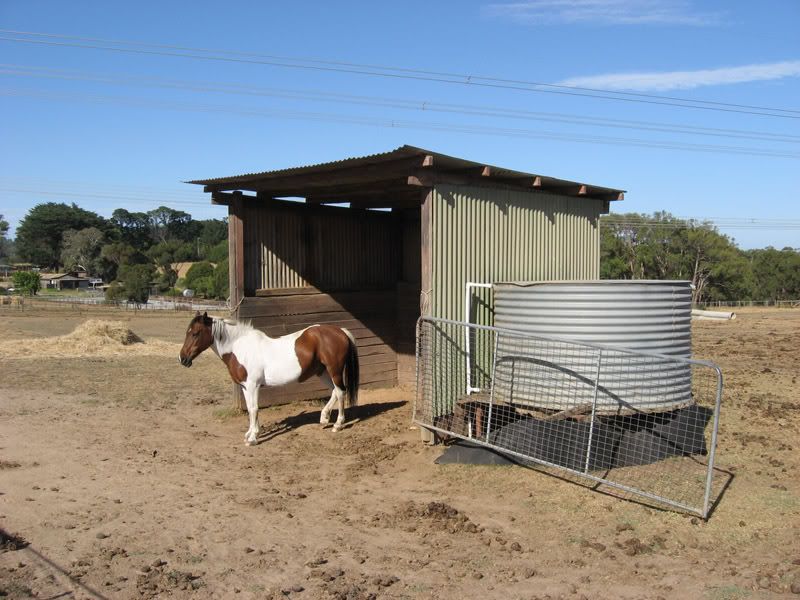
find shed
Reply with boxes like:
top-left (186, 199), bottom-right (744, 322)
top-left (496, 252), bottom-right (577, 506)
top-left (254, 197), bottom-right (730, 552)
top-left (189, 145), bottom-right (624, 408)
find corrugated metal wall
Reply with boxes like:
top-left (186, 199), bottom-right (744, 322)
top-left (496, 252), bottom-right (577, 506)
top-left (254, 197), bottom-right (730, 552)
top-left (430, 184), bottom-right (603, 323)
top-left (493, 281), bottom-right (693, 413)
top-left (428, 184), bottom-right (604, 407)
top-left (241, 200), bottom-right (399, 292)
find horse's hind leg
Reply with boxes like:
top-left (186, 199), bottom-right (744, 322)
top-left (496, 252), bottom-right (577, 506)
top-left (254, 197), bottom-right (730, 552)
top-left (326, 370), bottom-right (347, 432)
top-left (319, 372), bottom-right (336, 427)
top-left (332, 385), bottom-right (346, 432)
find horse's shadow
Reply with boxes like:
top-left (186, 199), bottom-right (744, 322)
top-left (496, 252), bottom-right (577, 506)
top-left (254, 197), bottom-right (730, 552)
top-left (253, 400), bottom-right (407, 443)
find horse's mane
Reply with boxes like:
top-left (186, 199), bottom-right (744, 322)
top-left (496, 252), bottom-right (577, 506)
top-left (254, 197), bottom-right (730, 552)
top-left (211, 317), bottom-right (256, 343)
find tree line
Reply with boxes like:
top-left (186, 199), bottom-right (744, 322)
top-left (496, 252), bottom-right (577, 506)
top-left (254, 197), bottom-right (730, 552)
top-left (1, 203), bottom-right (229, 301)
top-left (601, 212), bottom-right (800, 304)
top-left (3, 206), bottom-right (798, 305)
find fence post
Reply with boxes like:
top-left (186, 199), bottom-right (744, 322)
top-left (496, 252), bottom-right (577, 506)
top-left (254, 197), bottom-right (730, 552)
top-left (583, 349), bottom-right (603, 473)
top-left (485, 330), bottom-right (501, 443)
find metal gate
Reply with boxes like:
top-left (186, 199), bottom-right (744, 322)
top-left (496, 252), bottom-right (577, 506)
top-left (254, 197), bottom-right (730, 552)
top-left (414, 317), bottom-right (724, 518)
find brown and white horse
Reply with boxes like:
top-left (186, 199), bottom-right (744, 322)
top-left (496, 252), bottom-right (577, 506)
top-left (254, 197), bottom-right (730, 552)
top-left (179, 312), bottom-right (359, 444)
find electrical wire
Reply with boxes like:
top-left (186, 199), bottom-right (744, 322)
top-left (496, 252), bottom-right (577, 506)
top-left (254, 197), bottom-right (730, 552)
top-left (1, 31), bottom-right (799, 120)
top-left (4, 29), bottom-right (800, 116)
top-left (2, 64), bottom-right (798, 145)
top-left (3, 88), bottom-right (798, 159)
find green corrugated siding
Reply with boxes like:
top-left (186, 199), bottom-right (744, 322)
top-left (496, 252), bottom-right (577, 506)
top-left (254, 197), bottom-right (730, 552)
top-left (427, 184), bottom-right (602, 416)
top-left (430, 184), bottom-right (602, 322)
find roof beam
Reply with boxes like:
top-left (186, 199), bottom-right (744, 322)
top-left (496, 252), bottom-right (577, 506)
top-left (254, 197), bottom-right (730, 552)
top-left (211, 190), bottom-right (256, 206)
top-left (202, 155), bottom-right (432, 194)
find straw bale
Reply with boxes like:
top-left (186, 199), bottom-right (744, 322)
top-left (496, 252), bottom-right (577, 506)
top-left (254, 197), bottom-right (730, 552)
top-left (0, 319), bottom-right (180, 358)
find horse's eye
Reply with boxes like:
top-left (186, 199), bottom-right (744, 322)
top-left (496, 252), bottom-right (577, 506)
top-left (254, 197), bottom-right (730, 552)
top-left (193, 332), bottom-right (199, 338)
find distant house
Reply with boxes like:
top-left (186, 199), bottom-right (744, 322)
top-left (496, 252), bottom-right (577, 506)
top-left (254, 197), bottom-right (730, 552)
top-left (40, 272), bottom-right (92, 290)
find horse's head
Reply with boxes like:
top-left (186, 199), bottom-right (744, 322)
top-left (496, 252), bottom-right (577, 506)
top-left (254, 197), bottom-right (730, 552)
top-left (179, 311), bottom-right (214, 367)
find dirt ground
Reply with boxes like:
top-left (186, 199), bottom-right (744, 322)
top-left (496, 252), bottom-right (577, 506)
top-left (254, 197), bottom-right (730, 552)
top-left (1, 302), bottom-right (799, 599)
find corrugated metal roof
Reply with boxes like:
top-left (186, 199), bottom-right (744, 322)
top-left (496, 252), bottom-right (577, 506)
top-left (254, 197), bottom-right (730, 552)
top-left (186, 145), bottom-right (625, 197)
top-left (187, 146), bottom-right (421, 185)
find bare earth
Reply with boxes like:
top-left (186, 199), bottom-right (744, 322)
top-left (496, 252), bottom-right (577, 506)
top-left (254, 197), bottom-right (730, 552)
top-left (1, 303), bottom-right (799, 599)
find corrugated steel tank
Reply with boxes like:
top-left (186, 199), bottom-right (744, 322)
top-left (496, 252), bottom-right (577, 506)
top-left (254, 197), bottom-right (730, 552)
top-left (493, 280), bottom-right (693, 414)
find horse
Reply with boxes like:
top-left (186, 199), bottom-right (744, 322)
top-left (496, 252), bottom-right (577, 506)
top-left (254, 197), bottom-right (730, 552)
top-left (179, 312), bottom-right (359, 445)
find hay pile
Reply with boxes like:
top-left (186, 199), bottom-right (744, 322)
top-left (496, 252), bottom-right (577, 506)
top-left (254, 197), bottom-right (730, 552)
top-left (0, 319), bottom-right (180, 358)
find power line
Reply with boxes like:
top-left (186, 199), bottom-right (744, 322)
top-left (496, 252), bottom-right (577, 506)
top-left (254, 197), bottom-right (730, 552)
top-left (5, 29), bottom-right (800, 116)
top-left (3, 87), bottom-right (799, 159)
top-left (1, 175), bottom-right (202, 201)
top-left (2, 64), bottom-right (798, 145)
top-left (0, 187), bottom-right (211, 208)
top-left (2, 31), bottom-right (799, 120)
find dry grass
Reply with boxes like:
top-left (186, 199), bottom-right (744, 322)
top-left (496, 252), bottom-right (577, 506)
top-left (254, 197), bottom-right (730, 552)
top-left (0, 319), bottom-right (180, 358)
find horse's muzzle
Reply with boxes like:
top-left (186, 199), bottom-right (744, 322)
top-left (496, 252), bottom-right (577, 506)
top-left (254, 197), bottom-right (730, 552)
top-left (179, 355), bottom-right (193, 367)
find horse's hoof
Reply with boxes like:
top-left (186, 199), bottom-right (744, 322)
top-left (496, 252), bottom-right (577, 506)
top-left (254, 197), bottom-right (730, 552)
top-left (244, 439), bottom-right (257, 446)
top-left (332, 424), bottom-right (344, 432)
top-left (320, 422), bottom-right (332, 428)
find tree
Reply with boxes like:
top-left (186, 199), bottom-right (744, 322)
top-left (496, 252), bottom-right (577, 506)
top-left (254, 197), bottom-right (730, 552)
top-left (12, 271), bottom-right (41, 295)
top-left (146, 206), bottom-right (194, 244)
top-left (99, 241), bottom-right (149, 282)
top-left (110, 208), bottom-right (151, 249)
top-left (213, 259), bottom-right (229, 299)
top-left (205, 240), bottom-right (229, 264)
top-left (196, 219), bottom-right (227, 258)
top-left (109, 264), bottom-right (155, 304)
top-left (60, 227), bottom-right (107, 276)
top-left (0, 214), bottom-right (11, 263)
top-left (748, 247), bottom-right (800, 302)
top-left (600, 212), bottom-right (757, 303)
top-left (15, 203), bottom-right (107, 269)
top-left (183, 261), bottom-right (215, 290)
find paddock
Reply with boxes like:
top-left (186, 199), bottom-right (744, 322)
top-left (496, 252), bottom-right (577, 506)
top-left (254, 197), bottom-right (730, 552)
top-left (1, 304), bottom-right (799, 597)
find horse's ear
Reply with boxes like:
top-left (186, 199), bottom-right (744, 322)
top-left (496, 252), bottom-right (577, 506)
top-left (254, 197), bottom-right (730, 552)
top-left (202, 311), bottom-right (212, 325)
top-left (195, 310), bottom-right (201, 317)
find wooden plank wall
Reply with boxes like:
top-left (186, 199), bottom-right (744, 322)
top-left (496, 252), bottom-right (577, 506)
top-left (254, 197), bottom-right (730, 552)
top-left (241, 200), bottom-right (400, 294)
top-left (396, 282), bottom-right (420, 388)
top-left (238, 289), bottom-right (398, 407)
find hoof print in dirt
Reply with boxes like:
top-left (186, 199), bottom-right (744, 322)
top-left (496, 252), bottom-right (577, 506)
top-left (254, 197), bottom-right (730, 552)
top-left (136, 566), bottom-right (204, 597)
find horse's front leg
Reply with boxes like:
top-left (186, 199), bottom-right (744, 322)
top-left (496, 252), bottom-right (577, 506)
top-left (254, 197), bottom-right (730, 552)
top-left (243, 382), bottom-right (260, 446)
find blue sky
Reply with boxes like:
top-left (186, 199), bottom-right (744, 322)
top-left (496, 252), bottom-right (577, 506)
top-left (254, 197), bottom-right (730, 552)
top-left (1, 0), bottom-right (799, 249)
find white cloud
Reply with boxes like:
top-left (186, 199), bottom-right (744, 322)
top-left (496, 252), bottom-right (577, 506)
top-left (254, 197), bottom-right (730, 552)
top-left (484, 0), bottom-right (725, 26)
top-left (558, 61), bottom-right (800, 91)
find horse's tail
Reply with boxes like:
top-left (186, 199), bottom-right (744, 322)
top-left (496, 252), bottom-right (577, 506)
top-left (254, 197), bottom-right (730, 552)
top-left (342, 328), bottom-right (359, 407)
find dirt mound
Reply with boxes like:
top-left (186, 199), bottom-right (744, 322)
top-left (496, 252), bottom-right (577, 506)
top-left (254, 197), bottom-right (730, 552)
top-left (372, 501), bottom-right (481, 534)
top-left (0, 319), bottom-right (179, 358)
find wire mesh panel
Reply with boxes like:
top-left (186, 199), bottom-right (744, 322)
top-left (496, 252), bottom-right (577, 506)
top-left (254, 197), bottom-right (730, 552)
top-left (415, 317), bottom-right (723, 518)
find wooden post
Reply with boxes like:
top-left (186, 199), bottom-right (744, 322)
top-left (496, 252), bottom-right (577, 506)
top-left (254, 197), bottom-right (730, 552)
top-left (420, 188), bottom-right (433, 318)
top-left (419, 187), bottom-right (434, 443)
top-left (228, 192), bottom-right (246, 410)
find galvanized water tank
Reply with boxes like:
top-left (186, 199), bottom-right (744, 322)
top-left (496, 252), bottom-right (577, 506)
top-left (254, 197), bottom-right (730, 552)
top-left (492, 280), bottom-right (693, 414)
